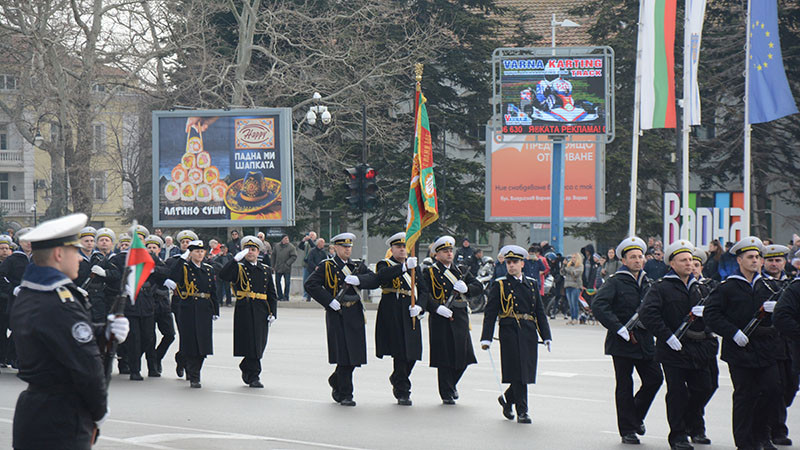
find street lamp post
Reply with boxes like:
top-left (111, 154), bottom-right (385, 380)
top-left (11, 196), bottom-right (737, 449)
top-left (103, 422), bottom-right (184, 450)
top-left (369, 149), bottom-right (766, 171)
top-left (32, 112), bottom-right (67, 216)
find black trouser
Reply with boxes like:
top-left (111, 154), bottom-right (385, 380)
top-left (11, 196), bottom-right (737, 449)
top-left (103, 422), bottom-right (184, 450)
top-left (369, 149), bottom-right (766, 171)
top-left (126, 316), bottom-right (156, 376)
top-left (686, 356), bottom-right (719, 436)
top-left (437, 366), bottom-right (466, 400)
top-left (504, 382), bottom-right (529, 415)
top-left (772, 358), bottom-right (799, 439)
top-left (184, 356), bottom-right (206, 383)
top-left (611, 356), bottom-right (664, 436)
top-left (389, 358), bottom-right (416, 398)
top-left (216, 280), bottom-right (232, 305)
top-left (154, 311), bottom-right (175, 362)
top-left (0, 312), bottom-right (7, 364)
top-left (329, 365), bottom-right (356, 400)
top-left (662, 364), bottom-right (712, 444)
top-left (728, 364), bottom-right (781, 448)
top-left (240, 357), bottom-right (262, 384)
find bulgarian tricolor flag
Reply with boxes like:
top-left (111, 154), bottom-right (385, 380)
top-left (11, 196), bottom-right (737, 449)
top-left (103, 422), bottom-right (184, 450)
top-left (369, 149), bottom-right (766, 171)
top-left (125, 224), bottom-right (155, 304)
top-left (405, 90), bottom-right (439, 250)
top-left (639, 0), bottom-right (677, 129)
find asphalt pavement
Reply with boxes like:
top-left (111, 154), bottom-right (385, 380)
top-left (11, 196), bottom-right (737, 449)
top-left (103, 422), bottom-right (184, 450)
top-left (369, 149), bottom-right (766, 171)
top-left (0, 303), bottom-right (796, 449)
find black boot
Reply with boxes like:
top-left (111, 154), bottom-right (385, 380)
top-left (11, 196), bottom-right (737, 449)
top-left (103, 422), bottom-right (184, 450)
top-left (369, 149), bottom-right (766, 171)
top-left (498, 395), bottom-right (514, 420)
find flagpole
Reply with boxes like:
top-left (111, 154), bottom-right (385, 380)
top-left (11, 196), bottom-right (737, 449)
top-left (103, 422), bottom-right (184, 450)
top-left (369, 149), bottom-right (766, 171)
top-left (629, 1), bottom-right (646, 237)
top-left (681, 0), bottom-right (692, 241)
top-left (742, 0), bottom-right (752, 235)
top-left (410, 63), bottom-right (423, 331)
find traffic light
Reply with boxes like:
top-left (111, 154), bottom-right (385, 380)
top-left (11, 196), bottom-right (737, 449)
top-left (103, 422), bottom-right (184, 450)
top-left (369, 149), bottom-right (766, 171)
top-left (343, 166), bottom-right (363, 209)
top-left (362, 164), bottom-right (378, 210)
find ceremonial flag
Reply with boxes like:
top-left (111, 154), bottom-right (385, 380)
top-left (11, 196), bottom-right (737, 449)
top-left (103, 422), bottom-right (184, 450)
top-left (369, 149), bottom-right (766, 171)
top-left (640, 0), bottom-right (677, 129)
top-left (125, 225), bottom-right (155, 304)
top-left (405, 91), bottom-right (439, 250)
top-left (684, 0), bottom-right (706, 126)
top-left (747, 0), bottom-right (798, 124)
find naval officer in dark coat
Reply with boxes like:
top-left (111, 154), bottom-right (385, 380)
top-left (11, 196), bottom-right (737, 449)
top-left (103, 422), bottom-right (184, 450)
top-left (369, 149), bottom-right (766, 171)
top-left (480, 245), bottom-right (552, 424)
top-left (305, 232), bottom-right (379, 406)
top-left (419, 235), bottom-right (482, 404)
top-left (374, 232), bottom-right (424, 405)
top-left (218, 235), bottom-right (278, 388)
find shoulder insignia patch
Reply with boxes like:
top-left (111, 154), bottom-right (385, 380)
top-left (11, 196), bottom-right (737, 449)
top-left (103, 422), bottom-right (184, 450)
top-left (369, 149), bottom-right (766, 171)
top-left (57, 286), bottom-right (75, 303)
top-left (71, 322), bottom-right (93, 344)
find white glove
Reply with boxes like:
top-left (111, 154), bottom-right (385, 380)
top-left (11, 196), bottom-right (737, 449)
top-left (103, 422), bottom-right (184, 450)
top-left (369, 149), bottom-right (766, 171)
top-left (329, 299), bottom-right (341, 311)
top-left (409, 305), bottom-right (422, 317)
top-left (212, 315), bottom-right (219, 321)
top-left (480, 340), bottom-right (491, 350)
top-left (691, 305), bottom-right (704, 317)
top-left (617, 326), bottom-right (630, 342)
top-left (106, 315), bottom-right (129, 343)
top-left (234, 249), bottom-right (249, 261)
top-left (95, 408), bottom-right (110, 427)
top-left (181, 250), bottom-right (190, 260)
top-left (544, 339), bottom-right (552, 352)
top-left (268, 314), bottom-right (276, 325)
top-left (13, 286), bottom-right (21, 297)
top-left (91, 265), bottom-right (106, 277)
top-left (436, 305), bottom-right (453, 318)
top-left (666, 334), bottom-right (683, 351)
top-left (453, 280), bottom-right (468, 293)
top-left (763, 301), bottom-right (777, 313)
top-left (733, 329), bottom-right (749, 347)
top-left (163, 279), bottom-right (177, 290)
top-left (344, 275), bottom-right (360, 286)
top-left (404, 257), bottom-right (418, 271)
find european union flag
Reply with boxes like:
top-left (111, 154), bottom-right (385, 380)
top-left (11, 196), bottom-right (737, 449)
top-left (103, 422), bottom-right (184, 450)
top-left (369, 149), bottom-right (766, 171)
top-left (748, 0), bottom-right (798, 124)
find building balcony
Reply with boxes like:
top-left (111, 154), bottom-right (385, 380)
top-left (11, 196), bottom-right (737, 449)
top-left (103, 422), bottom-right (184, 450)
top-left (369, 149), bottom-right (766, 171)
top-left (0, 199), bottom-right (29, 215)
top-left (0, 150), bottom-right (24, 168)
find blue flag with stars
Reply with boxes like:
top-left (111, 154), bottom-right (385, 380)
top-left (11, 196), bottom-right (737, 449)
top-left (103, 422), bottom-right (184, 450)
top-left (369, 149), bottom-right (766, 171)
top-left (748, 0), bottom-right (798, 124)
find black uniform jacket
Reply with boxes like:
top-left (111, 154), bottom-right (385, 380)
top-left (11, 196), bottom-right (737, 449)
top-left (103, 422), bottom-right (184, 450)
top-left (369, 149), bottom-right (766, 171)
top-left (11, 264), bottom-right (108, 449)
top-left (219, 258), bottom-right (278, 358)
top-left (374, 257), bottom-right (426, 361)
top-left (592, 267), bottom-right (655, 359)
top-left (775, 277), bottom-right (800, 372)
top-left (640, 272), bottom-right (716, 369)
top-left (168, 258), bottom-right (219, 356)
top-left (126, 253), bottom-right (170, 318)
top-left (74, 250), bottom-right (113, 321)
top-left (705, 270), bottom-right (780, 368)
top-left (304, 256), bottom-right (379, 366)
top-left (761, 272), bottom-right (791, 361)
top-left (481, 275), bottom-right (552, 383)
top-left (420, 261), bottom-right (481, 369)
top-left (0, 250), bottom-right (29, 314)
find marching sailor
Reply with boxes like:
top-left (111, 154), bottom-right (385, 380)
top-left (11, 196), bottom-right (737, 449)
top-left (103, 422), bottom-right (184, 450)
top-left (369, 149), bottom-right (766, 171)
top-left (374, 232), bottom-right (423, 405)
top-left (592, 236), bottom-right (662, 445)
top-left (480, 245), bottom-right (552, 424)
top-left (10, 213), bottom-right (128, 449)
top-left (419, 235), bottom-right (482, 404)
top-left (218, 236), bottom-right (278, 388)
top-left (305, 232), bottom-right (379, 406)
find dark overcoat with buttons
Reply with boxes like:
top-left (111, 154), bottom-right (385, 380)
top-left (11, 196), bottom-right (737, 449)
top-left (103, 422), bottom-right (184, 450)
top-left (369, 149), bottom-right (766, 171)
top-left (168, 259), bottom-right (219, 356)
top-left (11, 264), bottom-right (108, 449)
top-left (481, 275), bottom-right (551, 383)
top-left (305, 256), bottom-right (379, 366)
top-left (218, 258), bottom-right (278, 358)
top-left (419, 261), bottom-right (481, 369)
top-left (74, 250), bottom-right (110, 322)
top-left (374, 258), bottom-right (425, 361)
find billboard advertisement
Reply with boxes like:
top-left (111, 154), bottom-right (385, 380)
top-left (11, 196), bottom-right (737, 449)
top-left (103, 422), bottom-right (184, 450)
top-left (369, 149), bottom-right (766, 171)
top-left (497, 49), bottom-right (612, 137)
top-left (152, 109), bottom-right (295, 227)
top-left (485, 131), bottom-right (604, 222)
top-left (663, 191), bottom-right (745, 249)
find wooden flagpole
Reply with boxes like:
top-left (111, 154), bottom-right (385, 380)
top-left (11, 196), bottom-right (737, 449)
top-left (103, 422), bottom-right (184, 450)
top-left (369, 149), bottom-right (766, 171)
top-left (410, 63), bottom-right (423, 330)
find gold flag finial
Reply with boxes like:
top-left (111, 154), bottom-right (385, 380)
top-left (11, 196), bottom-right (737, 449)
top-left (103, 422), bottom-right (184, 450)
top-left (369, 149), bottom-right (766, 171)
top-left (415, 63), bottom-right (424, 83)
